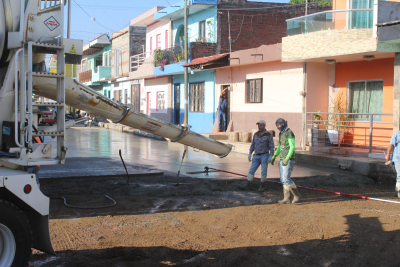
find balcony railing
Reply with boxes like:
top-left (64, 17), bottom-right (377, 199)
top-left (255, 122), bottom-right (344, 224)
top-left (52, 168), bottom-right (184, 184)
top-left (153, 46), bottom-right (190, 70)
top-left (130, 51), bottom-right (151, 72)
top-left (78, 70), bottom-right (92, 83)
top-left (307, 112), bottom-right (393, 154)
top-left (287, 9), bottom-right (373, 36)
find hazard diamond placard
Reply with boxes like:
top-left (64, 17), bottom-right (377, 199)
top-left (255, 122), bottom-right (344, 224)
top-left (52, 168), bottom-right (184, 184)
top-left (44, 16), bottom-right (60, 31)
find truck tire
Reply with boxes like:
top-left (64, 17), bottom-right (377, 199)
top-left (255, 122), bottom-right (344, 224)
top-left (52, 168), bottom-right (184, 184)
top-left (0, 200), bottom-right (32, 267)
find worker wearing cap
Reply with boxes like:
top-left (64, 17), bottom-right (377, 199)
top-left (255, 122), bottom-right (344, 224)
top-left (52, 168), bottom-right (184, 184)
top-left (239, 120), bottom-right (274, 191)
top-left (385, 130), bottom-right (400, 198)
top-left (271, 118), bottom-right (301, 204)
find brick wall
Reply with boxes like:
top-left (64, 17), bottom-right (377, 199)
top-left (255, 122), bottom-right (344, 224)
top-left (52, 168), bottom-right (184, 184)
top-left (112, 29), bottom-right (130, 78)
top-left (111, 26), bottom-right (146, 79)
top-left (191, 42), bottom-right (217, 59)
top-left (282, 29), bottom-right (376, 61)
top-left (216, 1), bottom-right (331, 54)
top-left (130, 26), bottom-right (146, 57)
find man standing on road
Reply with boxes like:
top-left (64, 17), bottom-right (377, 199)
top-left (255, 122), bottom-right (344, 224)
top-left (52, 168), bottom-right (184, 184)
top-left (271, 118), bottom-right (301, 204)
top-left (218, 87), bottom-right (228, 132)
top-left (385, 130), bottom-right (400, 198)
top-left (239, 120), bottom-right (274, 191)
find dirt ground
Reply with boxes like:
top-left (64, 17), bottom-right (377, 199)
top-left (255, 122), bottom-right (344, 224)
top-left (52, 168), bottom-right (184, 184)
top-left (29, 172), bottom-right (400, 267)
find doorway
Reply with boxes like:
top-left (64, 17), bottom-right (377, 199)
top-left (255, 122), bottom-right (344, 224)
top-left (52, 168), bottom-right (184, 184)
top-left (131, 84), bottom-right (140, 112)
top-left (174, 84), bottom-right (181, 124)
top-left (221, 85), bottom-right (230, 130)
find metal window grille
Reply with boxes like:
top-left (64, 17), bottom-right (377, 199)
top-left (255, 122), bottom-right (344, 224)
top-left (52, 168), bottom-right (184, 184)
top-left (157, 92), bottom-right (165, 111)
top-left (114, 49), bottom-right (120, 77)
top-left (190, 83), bottom-right (205, 113)
top-left (199, 20), bottom-right (206, 38)
top-left (81, 59), bottom-right (87, 72)
top-left (246, 79), bottom-right (262, 103)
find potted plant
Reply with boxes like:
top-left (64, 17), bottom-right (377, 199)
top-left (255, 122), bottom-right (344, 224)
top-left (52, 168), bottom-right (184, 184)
top-left (313, 110), bottom-right (322, 129)
top-left (327, 92), bottom-right (350, 145)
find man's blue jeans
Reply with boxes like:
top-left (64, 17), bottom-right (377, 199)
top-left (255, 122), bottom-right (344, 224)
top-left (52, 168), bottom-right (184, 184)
top-left (249, 153), bottom-right (270, 181)
top-left (279, 160), bottom-right (295, 186)
top-left (218, 112), bottom-right (226, 132)
top-left (394, 162), bottom-right (400, 183)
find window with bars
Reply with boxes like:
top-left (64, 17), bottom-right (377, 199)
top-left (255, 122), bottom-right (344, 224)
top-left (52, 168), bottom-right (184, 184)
top-left (190, 83), bottom-right (205, 113)
top-left (199, 20), bottom-right (206, 38)
top-left (157, 91), bottom-right (165, 111)
top-left (246, 79), bottom-right (263, 103)
top-left (81, 59), bottom-right (87, 72)
top-left (114, 48), bottom-right (120, 77)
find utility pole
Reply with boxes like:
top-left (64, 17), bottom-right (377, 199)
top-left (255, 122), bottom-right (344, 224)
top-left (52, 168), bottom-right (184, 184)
top-left (67, 0), bottom-right (71, 38)
top-left (183, 0), bottom-right (189, 156)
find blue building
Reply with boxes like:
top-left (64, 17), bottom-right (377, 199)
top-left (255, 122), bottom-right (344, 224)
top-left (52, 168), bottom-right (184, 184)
top-left (154, 0), bottom-right (218, 133)
top-left (78, 34), bottom-right (112, 97)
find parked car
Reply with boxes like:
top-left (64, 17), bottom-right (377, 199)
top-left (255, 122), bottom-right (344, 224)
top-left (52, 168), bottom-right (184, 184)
top-left (38, 106), bottom-right (56, 125)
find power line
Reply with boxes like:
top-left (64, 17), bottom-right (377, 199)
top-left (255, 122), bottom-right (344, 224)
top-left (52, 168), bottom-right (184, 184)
top-left (92, 0), bottom-right (124, 29)
top-left (72, 0), bottom-right (116, 32)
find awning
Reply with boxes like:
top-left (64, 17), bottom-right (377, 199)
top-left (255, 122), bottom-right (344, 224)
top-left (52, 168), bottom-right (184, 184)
top-left (182, 53), bottom-right (229, 68)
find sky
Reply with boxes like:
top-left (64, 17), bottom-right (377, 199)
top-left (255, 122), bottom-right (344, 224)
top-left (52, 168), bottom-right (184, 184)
top-left (67, 0), bottom-right (290, 45)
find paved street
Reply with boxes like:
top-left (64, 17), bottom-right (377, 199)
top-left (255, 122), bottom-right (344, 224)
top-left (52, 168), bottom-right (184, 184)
top-left (39, 125), bottom-right (346, 180)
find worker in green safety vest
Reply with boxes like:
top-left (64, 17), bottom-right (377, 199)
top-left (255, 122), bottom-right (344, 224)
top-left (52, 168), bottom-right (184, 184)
top-left (271, 118), bottom-right (301, 204)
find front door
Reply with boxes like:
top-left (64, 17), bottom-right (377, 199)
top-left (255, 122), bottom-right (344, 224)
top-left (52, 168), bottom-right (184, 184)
top-left (174, 84), bottom-right (181, 124)
top-left (131, 84), bottom-right (140, 112)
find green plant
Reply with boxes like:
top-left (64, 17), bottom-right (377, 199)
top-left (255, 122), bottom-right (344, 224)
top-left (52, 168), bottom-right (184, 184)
top-left (328, 92), bottom-right (351, 130)
top-left (153, 49), bottom-right (167, 67)
top-left (207, 19), bottom-right (214, 42)
top-left (313, 110), bottom-right (322, 122)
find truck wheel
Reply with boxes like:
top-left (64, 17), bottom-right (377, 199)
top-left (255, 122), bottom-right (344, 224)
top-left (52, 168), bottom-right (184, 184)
top-left (0, 200), bottom-right (32, 267)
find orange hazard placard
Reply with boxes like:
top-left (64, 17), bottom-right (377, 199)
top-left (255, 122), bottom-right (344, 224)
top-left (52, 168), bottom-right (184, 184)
top-left (141, 121), bottom-right (161, 132)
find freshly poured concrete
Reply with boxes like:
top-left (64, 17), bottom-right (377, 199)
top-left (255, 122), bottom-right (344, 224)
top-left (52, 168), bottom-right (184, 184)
top-left (39, 126), bottom-right (347, 179)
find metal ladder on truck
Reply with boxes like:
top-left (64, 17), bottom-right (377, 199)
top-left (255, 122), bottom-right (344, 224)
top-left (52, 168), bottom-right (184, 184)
top-left (10, 3), bottom-right (67, 166)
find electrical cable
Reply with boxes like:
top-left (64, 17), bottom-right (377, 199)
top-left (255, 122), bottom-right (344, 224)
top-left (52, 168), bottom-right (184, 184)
top-left (206, 167), bottom-right (400, 205)
top-left (72, 0), bottom-right (116, 32)
top-left (51, 195), bottom-right (117, 209)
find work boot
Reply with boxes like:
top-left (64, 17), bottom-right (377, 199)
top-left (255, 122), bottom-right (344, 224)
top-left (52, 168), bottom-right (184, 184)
top-left (238, 174), bottom-right (253, 190)
top-left (289, 183), bottom-right (301, 204)
top-left (238, 180), bottom-right (252, 190)
top-left (259, 182), bottom-right (268, 192)
top-left (278, 185), bottom-right (291, 204)
top-left (395, 182), bottom-right (400, 198)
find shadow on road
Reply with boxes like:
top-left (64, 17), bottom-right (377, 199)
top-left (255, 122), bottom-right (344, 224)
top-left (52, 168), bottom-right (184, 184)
top-left (31, 213), bottom-right (400, 267)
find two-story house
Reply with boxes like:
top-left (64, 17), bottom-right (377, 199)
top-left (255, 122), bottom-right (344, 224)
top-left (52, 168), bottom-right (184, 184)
top-left (130, 0), bottom-right (329, 133)
top-left (110, 26), bottom-right (146, 105)
top-left (78, 34), bottom-right (112, 97)
top-left (281, 0), bottom-right (400, 156)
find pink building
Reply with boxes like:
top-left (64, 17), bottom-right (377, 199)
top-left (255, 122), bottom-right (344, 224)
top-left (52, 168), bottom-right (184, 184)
top-left (212, 44), bottom-right (329, 146)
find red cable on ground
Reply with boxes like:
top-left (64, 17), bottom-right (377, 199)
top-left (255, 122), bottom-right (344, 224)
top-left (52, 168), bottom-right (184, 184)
top-left (207, 167), bottom-right (400, 204)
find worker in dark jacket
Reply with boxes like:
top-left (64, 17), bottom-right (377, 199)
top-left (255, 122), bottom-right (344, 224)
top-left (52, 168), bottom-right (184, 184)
top-left (218, 87), bottom-right (228, 132)
top-left (239, 120), bottom-right (274, 191)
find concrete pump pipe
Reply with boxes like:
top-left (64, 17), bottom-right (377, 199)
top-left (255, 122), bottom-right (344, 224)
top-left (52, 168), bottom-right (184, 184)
top-left (32, 76), bottom-right (232, 158)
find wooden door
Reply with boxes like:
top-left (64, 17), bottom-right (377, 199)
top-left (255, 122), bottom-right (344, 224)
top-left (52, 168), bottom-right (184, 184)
top-left (131, 84), bottom-right (140, 112)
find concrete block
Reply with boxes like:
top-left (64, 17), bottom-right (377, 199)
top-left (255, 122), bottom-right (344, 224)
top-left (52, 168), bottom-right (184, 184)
top-left (230, 132), bottom-right (239, 142)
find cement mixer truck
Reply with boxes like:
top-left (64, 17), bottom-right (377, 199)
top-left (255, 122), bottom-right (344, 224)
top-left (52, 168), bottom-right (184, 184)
top-left (0, 1), bottom-right (232, 266)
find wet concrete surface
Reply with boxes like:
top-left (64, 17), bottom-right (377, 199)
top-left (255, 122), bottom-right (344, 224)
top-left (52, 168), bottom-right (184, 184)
top-left (39, 126), bottom-right (347, 180)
